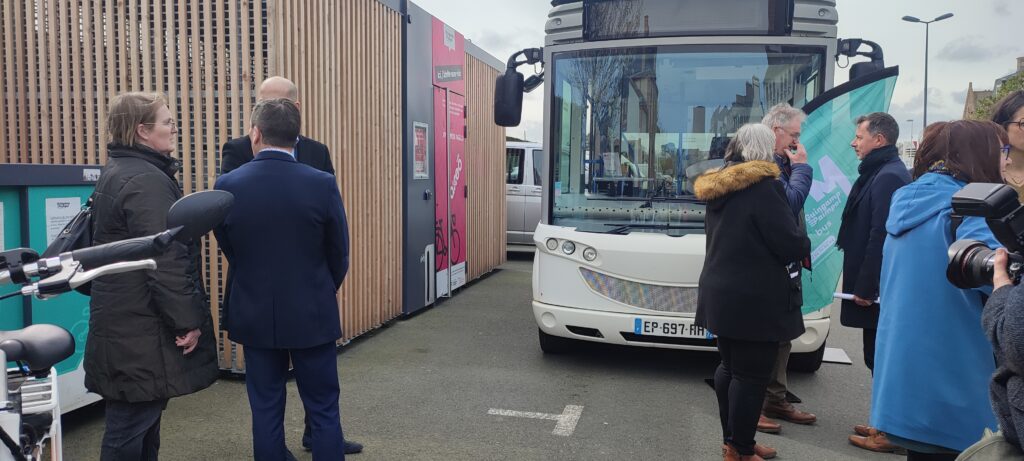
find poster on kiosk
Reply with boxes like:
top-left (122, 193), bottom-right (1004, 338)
top-left (432, 18), bottom-right (467, 297)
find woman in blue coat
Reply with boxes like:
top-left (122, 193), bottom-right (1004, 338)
top-left (871, 120), bottom-right (1010, 460)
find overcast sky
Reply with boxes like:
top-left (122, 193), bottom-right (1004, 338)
top-left (414, 0), bottom-right (1023, 145)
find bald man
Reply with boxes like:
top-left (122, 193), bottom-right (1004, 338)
top-left (219, 77), bottom-right (361, 457)
top-left (220, 77), bottom-right (335, 175)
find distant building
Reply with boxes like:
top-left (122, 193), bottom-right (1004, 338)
top-left (897, 141), bottom-right (917, 169)
top-left (963, 56), bottom-right (1024, 118)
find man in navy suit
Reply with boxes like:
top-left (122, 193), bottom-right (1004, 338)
top-left (219, 77), bottom-right (362, 456)
top-left (215, 98), bottom-right (350, 461)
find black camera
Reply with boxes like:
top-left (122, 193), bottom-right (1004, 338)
top-left (946, 183), bottom-right (1024, 288)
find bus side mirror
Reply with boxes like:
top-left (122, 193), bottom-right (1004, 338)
top-left (495, 69), bottom-right (525, 127)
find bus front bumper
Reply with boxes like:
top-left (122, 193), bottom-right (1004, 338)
top-left (533, 300), bottom-right (829, 353)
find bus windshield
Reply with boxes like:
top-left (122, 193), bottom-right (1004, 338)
top-left (550, 44), bottom-right (825, 236)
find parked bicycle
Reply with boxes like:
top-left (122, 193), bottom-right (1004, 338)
top-left (0, 190), bottom-right (232, 461)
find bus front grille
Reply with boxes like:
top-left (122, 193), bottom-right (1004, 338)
top-left (579, 267), bottom-right (698, 314)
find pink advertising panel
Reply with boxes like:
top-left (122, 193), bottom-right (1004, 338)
top-left (432, 17), bottom-right (467, 296)
top-left (433, 89), bottom-right (467, 295)
top-left (431, 17), bottom-right (465, 95)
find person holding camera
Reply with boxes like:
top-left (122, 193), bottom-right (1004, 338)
top-left (870, 120), bottom-right (1009, 460)
top-left (694, 124), bottom-right (811, 461)
top-left (955, 247), bottom-right (1024, 460)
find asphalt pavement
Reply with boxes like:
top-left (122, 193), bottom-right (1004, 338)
top-left (62, 253), bottom-right (899, 460)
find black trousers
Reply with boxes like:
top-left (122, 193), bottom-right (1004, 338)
top-left (714, 336), bottom-right (778, 456)
top-left (100, 398), bottom-right (168, 461)
top-left (907, 450), bottom-right (958, 461)
top-left (864, 328), bottom-right (877, 372)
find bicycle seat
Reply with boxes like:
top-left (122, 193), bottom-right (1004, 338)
top-left (0, 324), bottom-right (74, 373)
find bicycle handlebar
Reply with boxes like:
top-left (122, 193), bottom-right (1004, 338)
top-left (71, 230), bottom-right (174, 270)
top-left (22, 260), bottom-right (157, 298)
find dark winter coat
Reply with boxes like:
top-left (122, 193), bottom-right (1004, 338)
top-left (693, 160), bottom-right (811, 342)
top-left (983, 284), bottom-right (1024, 450)
top-left (836, 146), bottom-right (911, 329)
top-left (84, 143), bottom-right (219, 403)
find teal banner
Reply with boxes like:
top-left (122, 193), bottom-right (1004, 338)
top-left (799, 68), bottom-right (899, 314)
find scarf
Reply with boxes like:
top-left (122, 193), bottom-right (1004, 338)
top-left (836, 144), bottom-right (900, 250)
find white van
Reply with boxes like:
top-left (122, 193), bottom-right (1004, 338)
top-left (506, 141), bottom-right (543, 252)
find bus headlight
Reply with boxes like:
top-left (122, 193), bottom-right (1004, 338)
top-left (546, 238), bottom-right (559, 251)
top-left (561, 241), bottom-right (576, 255)
top-left (582, 247), bottom-right (597, 261)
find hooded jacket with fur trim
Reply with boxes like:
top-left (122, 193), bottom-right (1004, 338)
top-left (693, 160), bottom-right (811, 342)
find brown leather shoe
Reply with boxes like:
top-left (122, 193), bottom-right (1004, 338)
top-left (754, 443), bottom-right (777, 459)
top-left (853, 424), bottom-right (872, 437)
top-left (756, 415), bottom-right (781, 434)
top-left (848, 431), bottom-right (902, 453)
top-left (722, 444), bottom-right (765, 461)
top-left (763, 400), bottom-right (817, 424)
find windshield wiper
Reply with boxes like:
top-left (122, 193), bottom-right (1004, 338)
top-left (602, 222), bottom-right (704, 234)
top-left (586, 196), bottom-right (704, 204)
top-left (639, 195), bottom-right (704, 208)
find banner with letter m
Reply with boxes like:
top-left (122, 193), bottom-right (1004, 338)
top-left (798, 67), bottom-right (900, 315)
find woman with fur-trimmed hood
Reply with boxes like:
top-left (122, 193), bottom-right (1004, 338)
top-left (694, 123), bottom-right (811, 461)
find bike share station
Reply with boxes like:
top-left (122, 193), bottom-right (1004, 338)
top-left (403, 4), bottom-right (504, 315)
top-left (0, 164), bottom-right (101, 415)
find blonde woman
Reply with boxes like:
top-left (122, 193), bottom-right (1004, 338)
top-left (87, 92), bottom-right (218, 460)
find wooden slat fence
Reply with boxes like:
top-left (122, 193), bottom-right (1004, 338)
top-left (0, 0), bottom-right (505, 373)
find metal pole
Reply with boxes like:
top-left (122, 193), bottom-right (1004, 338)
top-left (923, 22), bottom-right (929, 127)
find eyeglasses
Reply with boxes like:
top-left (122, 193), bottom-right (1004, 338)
top-left (1003, 144), bottom-right (1013, 160)
top-left (143, 119), bottom-right (177, 130)
top-left (775, 126), bottom-right (801, 140)
top-left (1007, 120), bottom-right (1024, 130)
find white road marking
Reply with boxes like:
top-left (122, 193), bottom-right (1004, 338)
top-left (487, 405), bottom-right (584, 437)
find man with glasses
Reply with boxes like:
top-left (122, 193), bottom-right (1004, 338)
top-left (840, 112), bottom-right (911, 453)
top-left (756, 103), bottom-right (817, 434)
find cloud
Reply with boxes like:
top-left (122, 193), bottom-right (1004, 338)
top-left (950, 88), bottom-right (968, 104)
top-left (937, 36), bottom-right (1011, 63)
top-left (472, 27), bottom-right (544, 64)
top-left (995, 1), bottom-right (1010, 16)
top-left (888, 88), bottom-right (965, 129)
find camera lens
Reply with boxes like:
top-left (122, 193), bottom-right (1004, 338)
top-left (946, 239), bottom-right (997, 289)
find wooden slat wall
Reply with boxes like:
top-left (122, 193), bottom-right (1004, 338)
top-left (464, 55), bottom-right (507, 280)
top-left (0, 1), bottom-right (266, 371)
top-left (0, 1), bottom-right (506, 373)
top-left (266, 0), bottom-right (404, 349)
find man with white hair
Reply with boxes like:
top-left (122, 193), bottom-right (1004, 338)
top-left (757, 103), bottom-right (818, 434)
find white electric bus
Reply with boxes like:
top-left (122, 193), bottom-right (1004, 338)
top-left (495, 0), bottom-right (890, 372)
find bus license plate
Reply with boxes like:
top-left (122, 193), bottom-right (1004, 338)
top-left (634, 318), bottom-right (714, 339)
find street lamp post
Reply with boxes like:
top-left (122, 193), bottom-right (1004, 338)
top-left (906, 119), bottom-right (914, 145)
top-left (902, 13), bottom-right (954, 127)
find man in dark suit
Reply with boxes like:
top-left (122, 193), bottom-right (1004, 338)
top-left (215, 98), bottom-right (350, 461)
top-left (221, 77), bottom-right (334, 175)
top-left (220, 77), bottom-right (361, 456)
top-left (838, 112), bottom-right (910, 453)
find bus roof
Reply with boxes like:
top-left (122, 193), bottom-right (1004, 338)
top-left (546, 0), bottom-right (838, 46)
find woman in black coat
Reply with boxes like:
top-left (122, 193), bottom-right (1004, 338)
top-left (87, 92), bottom-right (219, 459)
top-left (694, 124), bottom-right (811, 461)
